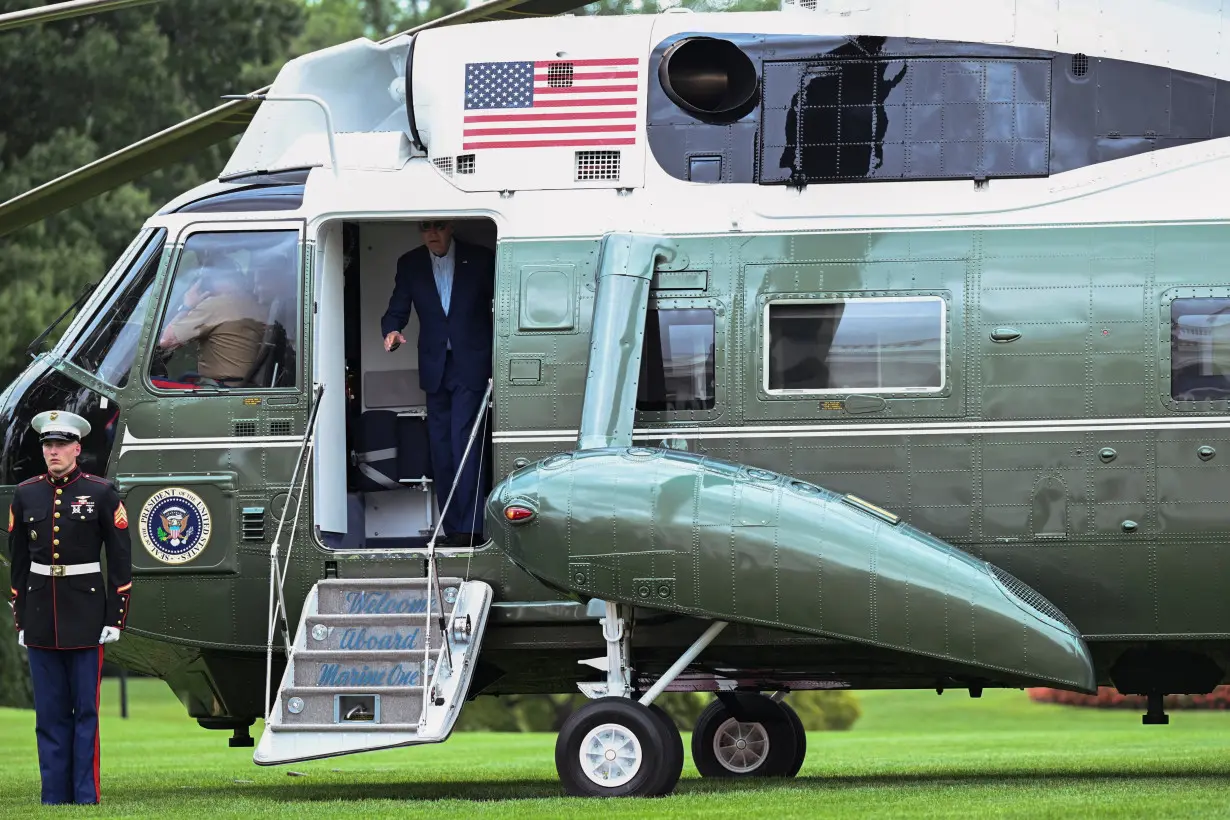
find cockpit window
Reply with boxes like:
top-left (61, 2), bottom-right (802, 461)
top-left (149, 230), bottom-right (300, 390)
top-left (67, 228), bottom-right (167, 387)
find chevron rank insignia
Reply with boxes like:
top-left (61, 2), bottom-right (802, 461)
top-left (114, 503), bottom-right (128, 530)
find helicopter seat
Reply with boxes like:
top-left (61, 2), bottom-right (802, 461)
top-left (355, 369), bottom-right (434, 491)
top-left (243, 296), bottom-right (291, 388)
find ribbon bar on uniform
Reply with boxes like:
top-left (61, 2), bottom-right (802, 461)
top-left (30, 561), bottom-right (101, 577)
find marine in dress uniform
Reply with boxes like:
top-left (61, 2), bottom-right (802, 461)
top-left (7, 410), bottom-right (132, 805)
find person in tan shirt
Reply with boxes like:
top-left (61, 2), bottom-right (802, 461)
top-left (157, 269), bottom-right (265, 386)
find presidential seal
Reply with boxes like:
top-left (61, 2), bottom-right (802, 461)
top-left (139, 487), bottom-right (211, 564)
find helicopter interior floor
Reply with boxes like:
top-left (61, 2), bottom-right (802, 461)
top-left (315, 217), bottom-right (498, 551)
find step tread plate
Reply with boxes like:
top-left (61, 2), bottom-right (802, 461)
top-left (294, 649), bottom-right (428, 660)
top-left (267, 723), bottom-right (425, 733)
top-left (317, 577), bottom-right (465, 587)
top-left (308, 613), bottom-right (442, 622)
top-left (283, 685), bottom-right (427, 695)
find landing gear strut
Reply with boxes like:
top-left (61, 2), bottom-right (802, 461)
top-left (1143, 692), bottom-right (1170, 725)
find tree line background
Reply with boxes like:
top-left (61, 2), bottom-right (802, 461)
top-left (0, 0), bottom-right (860, 731)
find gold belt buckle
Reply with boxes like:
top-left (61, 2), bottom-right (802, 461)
top-left (50, 565), bottom-right (65, 577)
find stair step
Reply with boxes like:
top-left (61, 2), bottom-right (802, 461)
top-left (303, 617), bottom-right (431, 652)
top-left (268, 723), bottom-right (423, 733)
top-left (316, 578), bottom-right (464, 617)
top-left (295, 649), bottom-right (426, 659)
top-left (318, 577), bottom-right (464, 586)
top-left (255, 577), bottom-right (493, 766)
top-left (280, 686), bottom-right (425, 726)
top-left (294, 653), bottom-right (427, 688)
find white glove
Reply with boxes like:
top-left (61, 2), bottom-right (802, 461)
top-left (16, 630), bottom-right (24, 648)
top-left (99, 626), bottom-right (120, 645)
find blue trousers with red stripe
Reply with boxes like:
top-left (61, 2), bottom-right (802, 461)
top-left (26, 647), bottom-right (103, 805)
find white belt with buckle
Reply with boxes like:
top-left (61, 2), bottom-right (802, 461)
top-left (30, 562), bottom-right (101, 577)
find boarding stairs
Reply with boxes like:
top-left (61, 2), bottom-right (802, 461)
top-left (254, 576), bottom-right (493, 765)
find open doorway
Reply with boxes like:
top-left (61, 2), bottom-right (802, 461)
top-left (312, 216), bottom-right (497, 551)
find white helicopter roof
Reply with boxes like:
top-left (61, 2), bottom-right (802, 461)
top-left (220, 0), bottom-right (1230, 192)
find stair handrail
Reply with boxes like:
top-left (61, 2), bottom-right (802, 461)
top-left (421, 377), bottom-right (493, 725)
top-left (264, 383), bottom-right (326, 722)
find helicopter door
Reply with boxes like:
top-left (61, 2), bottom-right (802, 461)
top-left (114, 220), bottom-right (307, 575)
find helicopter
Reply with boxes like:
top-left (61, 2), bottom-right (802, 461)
top-left (4, 0), bottom-right (1230, 799)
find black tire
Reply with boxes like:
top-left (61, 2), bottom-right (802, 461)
top-left (690, 692), bottom-right (800, 778)
top-left (555, 698), bottom-right (679, 797)
top-left (778, 699), bottom-right (807, 777)
top-left (646, 702), bottom-right (685, 794)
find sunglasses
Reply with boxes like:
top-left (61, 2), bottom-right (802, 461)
top-left (418, 220), bottom-right (450, 231)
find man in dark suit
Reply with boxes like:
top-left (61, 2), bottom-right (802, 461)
top-left (9, 410), bottom-right (132, 805)
top-left (381, 220), bottom-right (494, 547)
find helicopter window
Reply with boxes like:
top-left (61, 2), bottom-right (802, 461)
top-left (67, 228), bottom-right (167, 387)
top-left (637, 308), bottom-right (716, 411)
top-left (765, 297), bottom-right (944, 394)
top-left (149, 230), bottom-right (299, 390)
top-left (1170, 298), bottom-right (1230, 401)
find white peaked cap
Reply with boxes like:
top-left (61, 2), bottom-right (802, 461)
top-left (31, 410), bottom-right (91, 442)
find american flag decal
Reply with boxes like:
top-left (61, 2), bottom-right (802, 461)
top-left (463, 58), bottom-right (640, 150)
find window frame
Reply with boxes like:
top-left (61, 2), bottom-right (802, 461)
top-left (52, 228), bottom-right (159, 359)
top-left (1161, 287), bottom-right (1230, 412)
top-left (637, 304), bottom-right (718, 414)
top-left (63, 227), bottom-right (169, 389)
top-left (633, 296), bottom-right (726, 423)
top-left (760, 294), bottom-right (948, 397)
top-left (143, 219), bottom-right (306, 397)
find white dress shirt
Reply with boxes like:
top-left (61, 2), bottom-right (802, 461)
top-left (431, 240), bottom-right (455, 315)
top-left (431, 240), bottom-right (455, 350)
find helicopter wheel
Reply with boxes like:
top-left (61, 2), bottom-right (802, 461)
top-left (691, 692), bottom-right (803, 778)
top-left (778, 699), bottom-right (807, 776)
top-left (555, 697), bottom-right (681, 797)
top-left (646, 702), bottom-right (685, 792)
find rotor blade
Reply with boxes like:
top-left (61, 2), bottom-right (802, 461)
top-left (0, 0), bottom-right (165, 33)
top-left (0, 95), bottom-right (260, 238)
top-left (395, 0), bottom-right (593, 33)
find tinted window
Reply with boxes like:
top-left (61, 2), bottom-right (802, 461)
top-left (1171, 297), bottom-right (1230, 401)
top-left (766, 298), bottom-right (944, 392)
top-left (764, 57), bottom-right (1051, 185)
top-left (638, 308), bottom-right (715, 411)
top-left (0, 365), bottom-right (118, 484)
top-left (67, 229), bottom-right (167, 387)
top-left (150, 230), bottom-right (299, 390)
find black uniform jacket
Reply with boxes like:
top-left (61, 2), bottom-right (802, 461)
top-left (7, 467), bottom-right (132, 649)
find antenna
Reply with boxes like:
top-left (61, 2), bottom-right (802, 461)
top-left (220, 93), bottom-right (341, 178)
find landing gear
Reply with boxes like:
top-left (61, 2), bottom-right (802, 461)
top-left (560, 608), bottom-right (729, 796)
top-left (555, 698), bottom-right (682, 797)
top-left (691, 693), bottom-right (806, 778)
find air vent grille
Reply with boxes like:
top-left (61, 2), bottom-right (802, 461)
top-left (432, 157), bottom-right (453, 176)
top-left (271, 419), bottom-right (292, 436)
top-left (242, 507), bottom-right (266, 541)
top-left (234, 421), bottom-right (258, 437)
top-left (987, 564), bottom-right (1077, 631)
top-left (548, 62), bottom-right (574, 87)
top-left (1072, 53), bottom-right (1089, 77)
top-left (457, 154), bottom-right (476, 175)
top-left (576, 150), bottom-right (620, 181)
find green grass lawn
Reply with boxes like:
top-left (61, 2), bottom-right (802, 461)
top-left (2, 679), bottom-right (1229, 818)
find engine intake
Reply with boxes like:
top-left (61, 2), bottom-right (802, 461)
top-left (658, 36), bottom-right (759, 122)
